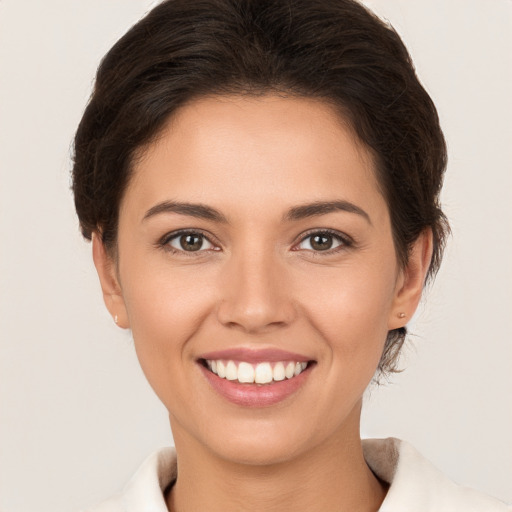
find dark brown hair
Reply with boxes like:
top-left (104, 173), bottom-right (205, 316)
top-left (72, 0), bottom-right (449, 376)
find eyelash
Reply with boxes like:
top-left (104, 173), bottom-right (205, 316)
top-left (157, 228), bottom-right (354, 258)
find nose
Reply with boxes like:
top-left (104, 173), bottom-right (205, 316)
top-left (216, 246), bottom-right (297, 334)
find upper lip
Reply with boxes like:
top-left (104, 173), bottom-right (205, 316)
top-left (198, 348), bottom-right (313, 364)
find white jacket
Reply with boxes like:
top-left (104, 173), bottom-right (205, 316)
top-left (84, 438), bottom-right (511, 511)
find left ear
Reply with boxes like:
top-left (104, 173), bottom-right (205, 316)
top-left (388, 228), bottom-right (433, 330)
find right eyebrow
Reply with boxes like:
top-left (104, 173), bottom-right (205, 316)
top-left (142, 201), bottom-right (229, 224)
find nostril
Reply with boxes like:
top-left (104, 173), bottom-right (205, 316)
top-left (215, 291), bottom-right (297, 334)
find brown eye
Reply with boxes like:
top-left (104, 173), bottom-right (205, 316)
top-left (180, 234), bottom-right (203, 251)
top-left (297, 231), bottom-right (346, 252)
top-left (310, 234), bottom-right (333, 251)
top-left (167, 232), bottom-right (215, 252)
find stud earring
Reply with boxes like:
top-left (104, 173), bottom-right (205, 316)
top-left (114, 315), bottom-right (118, 324)
top-left (398, 312), bottom-right (406, 319)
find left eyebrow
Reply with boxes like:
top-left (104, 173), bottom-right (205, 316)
top-left (283, 200), bottom-right (372, 225)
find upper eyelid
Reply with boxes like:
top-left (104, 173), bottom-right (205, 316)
top-left (294, 228), bottom-right (352, 245)
top-left (161, 228), bottom-right (218, 245)
top-left (297, 228), bottom-right (349, 240)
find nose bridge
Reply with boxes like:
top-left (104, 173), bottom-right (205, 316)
top-left (216, 239), bottom-right (295, 333)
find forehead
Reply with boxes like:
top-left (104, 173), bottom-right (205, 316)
top-left (123, 94), bottom-right (383, 221)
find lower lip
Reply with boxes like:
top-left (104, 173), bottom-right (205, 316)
top-left (199, 363), bottom-right (312, 407)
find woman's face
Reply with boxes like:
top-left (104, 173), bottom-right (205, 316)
top-left (96, 95), bottom-right (422, 465)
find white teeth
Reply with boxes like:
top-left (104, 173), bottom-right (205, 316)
top-left (217, 360), bottom-right (226, 378)
top-left (285, 362), bottom-right (295, 379)
top-left (205, 359), bottom-right (310, 384)
top-left (255, 362), bottom-right (273, 384)
top-left (238, 362), bottom-right (255, 383)
top-left (273, 362), bottom-right (286, 381)
top-left (226, 360), bottom-right (238, 380)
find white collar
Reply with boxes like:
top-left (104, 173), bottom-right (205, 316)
top-left (363, 438), bottom-right (510, 511)
top-left (99, 438), bottom-right (509, 512)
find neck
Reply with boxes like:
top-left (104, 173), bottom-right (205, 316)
top-left (166, 405), bottom-right (388, 512)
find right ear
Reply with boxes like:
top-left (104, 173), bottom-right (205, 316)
top-left (92, 233), bottom-right (129, 329)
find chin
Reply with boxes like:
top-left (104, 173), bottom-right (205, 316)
top-left (186, 411), bottom-right (339, 468)
top-left (212, 433), bottom-right (309, 467)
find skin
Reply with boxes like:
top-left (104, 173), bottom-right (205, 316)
top-left (93, 95), bottom-right (432, 512)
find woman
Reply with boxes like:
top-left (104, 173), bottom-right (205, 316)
top-left (71, 0), bottom-right (510, 510)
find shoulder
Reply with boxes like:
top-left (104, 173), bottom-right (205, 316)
top-left (79, 447), bottom-right (177, 512)
top-left (363, 438), bottom-right (511, 512)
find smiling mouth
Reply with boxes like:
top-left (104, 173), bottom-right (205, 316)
top-left (200, 359), bottom-right (313, 385)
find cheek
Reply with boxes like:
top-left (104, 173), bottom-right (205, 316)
top-left (301, 258), bottom-right (397, 366)
top-left (123, 258), bottom-right (214, 330)
top-left (119, 262), bottom-right (217, 392)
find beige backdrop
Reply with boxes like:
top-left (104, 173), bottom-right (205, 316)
top-left (0, 1), bottom-right (511, 510)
